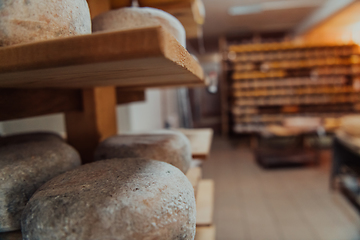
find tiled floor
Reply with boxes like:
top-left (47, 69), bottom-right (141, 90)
top-left (202, 137), bottom-right (360, 240)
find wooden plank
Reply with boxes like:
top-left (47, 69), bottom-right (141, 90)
top-left (196, 179), bottom-right (214, 226)
top-left (186, 167), bottom-right (202, 196)
top-left (65, 86), bottom-right (117, 164)
top-left (195, 226), bottom-right (216, 240)
top-left (0, 26), bottom-right (204, 89)
top-left (178, 128), bottom-right (213, 159)
top-left (116, 89), bottom-right (145, 105)
top-left (0, 88), bottom-right (82, 121)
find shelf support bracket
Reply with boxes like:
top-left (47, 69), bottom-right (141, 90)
top-left (65, 86), bottom-right (117, 164)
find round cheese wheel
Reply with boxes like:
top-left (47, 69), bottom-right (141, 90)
top-left (0, 140), bottom-right (81, 232)
top-left (21, 159), bottom-right (196, 240)
top-left (94, 130), bottom-right (192, 173)
top-left (92, 7), bottom-right (186, 47)
top-left (0, 131), bottom-right (63, 147)
top-left (0, 0), bottom-right (91, 47)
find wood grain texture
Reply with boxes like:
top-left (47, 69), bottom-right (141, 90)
top-left (195, 226), bottom-right (216, 240)
top-left (65, 86), bottom-right (117, 164)
top-left (178, 128), bottom-right (214, 159)
top-left (186, 167), bottom-right (202, 196)
top-left (196, 179), bottom-right (214, 226)
top-left (0, 88), bottom-right (82, 121)
top-left (0, 26), bottom-right (204, 89)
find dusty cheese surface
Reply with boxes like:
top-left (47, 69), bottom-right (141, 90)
top-left (0, 0), bottom-right (91, 47)
top-left (92, 7), bottom-right (186, 47)
top-left (94, 130), bottom-right (192, 173)
top-left (21, 159), bottom-right (196, 240)
top-left (0, 140), bottom-right (81, 232)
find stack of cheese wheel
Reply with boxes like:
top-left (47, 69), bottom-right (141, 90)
top-left (0, 132), bottom-right (81, 233)
top-left (92, 7), bottom-right (186, 47)
top-left (0, 0), bottom-right (91, 47)
top-left (21, 158), bottom-right (196, 240)
top-left (21, 130), bottom-right (196, 239)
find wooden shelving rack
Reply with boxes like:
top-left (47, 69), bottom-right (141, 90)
top-left (220, 40), bottom-right (360, 134)
top-left (0, 2), bottom-right (212, 239)
top-left (0, 27), bottom-right (204, 163)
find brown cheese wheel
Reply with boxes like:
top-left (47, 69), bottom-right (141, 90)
top-left (92, 7), bottom-right (186, 47)
top-left (0, 0), bottom-right (91, 47)
top-left (94, 130), bottom-right (192, 173)
top-left (21, 159), bottom-right (196, 240)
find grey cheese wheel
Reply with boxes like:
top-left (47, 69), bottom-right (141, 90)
top-left (94, 130), bottom-right (192, 173)
top-left (0, 131), bottom-right (64, 146)
top-left (21, 159), bottom-right (196, 240)
top-left (0, 140), bottom-right (81, 232)
top-left (0, 0), bottom-right (91, 47)
top-left (92, 7), bottom-right (186, 47)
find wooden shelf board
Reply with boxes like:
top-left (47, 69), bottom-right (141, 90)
top-left (0, 26), bottom-right (204, 89)
top-left (195, 226), bottom-right (216, 240)
top-left (178, 128), bottom-right (213, 159)
top-left (196, 179), bottom-right (214, 226)
top-left (186, 167), bottom-right (202, 196)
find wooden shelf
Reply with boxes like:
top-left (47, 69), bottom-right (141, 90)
top-left (178, 128), bottom-right (213, 160)
top-left (0, 26), bottom-right (204, 89)
top-left (195, 226), bottom-right (216, 240)
top-left (186, 167), bottom-right (202, 196)
top-left (196, 179), bottom-right (214, 226)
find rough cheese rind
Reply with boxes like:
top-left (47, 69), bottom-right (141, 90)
top-left (94, 130), bottom-right (192, 173)
top-left (0, 0), bottom-right (91, 47)
top-left (21, 159), bottom-right (196, 240)
top-left (0, 140), bottom-right (81, 232)
top-left (92, 7), bottom-right (186, 47)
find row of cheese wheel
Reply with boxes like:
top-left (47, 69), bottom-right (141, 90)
top-left (0, 130), bottom-right (196, 240)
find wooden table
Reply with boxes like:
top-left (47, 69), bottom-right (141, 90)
top-left (0, 26), bottom-right (204, 163)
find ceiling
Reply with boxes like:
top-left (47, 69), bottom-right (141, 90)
top-left (201, 0), bottom-right (329, 38)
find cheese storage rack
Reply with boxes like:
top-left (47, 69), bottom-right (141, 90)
top-left (220, 39), bottom-right (360, 134)
top-left (0, 1), bottom-right (205, 163)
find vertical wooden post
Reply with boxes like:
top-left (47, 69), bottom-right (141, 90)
top-left (65, 87), bottom-right (117, 163)
top-left (86, 0), bottom-right (111, 18)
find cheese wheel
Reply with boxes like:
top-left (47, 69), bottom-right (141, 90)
top-left (0, 140), bottom-right (81, 232)
top-left (92, 7), bottom-right (186, 47)
top-left (0, 131), bottom-right (63, 146)
top-left (0, 0), bottom-right (91, 47)
top-left (94, 130), bottom-right (192, 173)
top-left (21, 159), bottom-right (196, 240)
